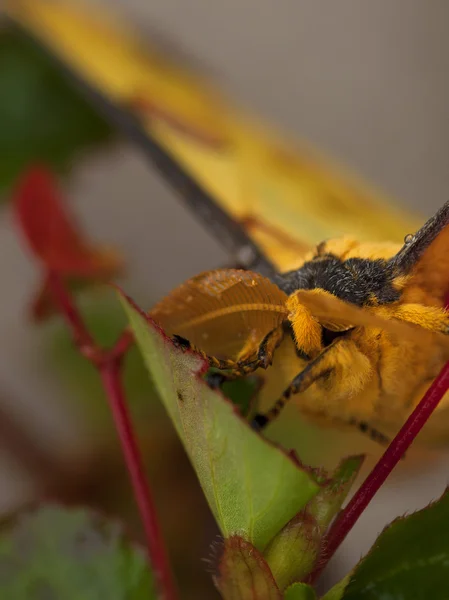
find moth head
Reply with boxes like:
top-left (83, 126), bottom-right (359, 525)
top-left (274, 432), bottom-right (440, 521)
top-left (286, 286), bottom-right (428, 358)
top-left (286, 289), bottom-right (356, 356)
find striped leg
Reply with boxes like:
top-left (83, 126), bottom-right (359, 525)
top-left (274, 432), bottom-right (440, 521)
top-left (251, 343), bottom-right (336, 430)
top-left (173, 324), bottom-right (285, 386)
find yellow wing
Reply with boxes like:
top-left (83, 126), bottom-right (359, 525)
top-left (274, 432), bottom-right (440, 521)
top-left (6, 0), bottom-right (422, 273)
top-left (150, 269), bottom-right (288, 360)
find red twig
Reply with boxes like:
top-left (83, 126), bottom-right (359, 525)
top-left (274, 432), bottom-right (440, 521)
top-left (311, 357), bottom-right (449, 583)
top-left (47, 272), bottom-right (178, 600)
top-left (46, 274), bottom-right (94, 348)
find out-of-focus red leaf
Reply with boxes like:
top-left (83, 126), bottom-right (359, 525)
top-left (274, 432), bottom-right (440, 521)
top-left (14, 165), bottom-right (122, 274)
top-left (13, 165), bottom-right (124, 321)
top-left (30, 275), bottom-right (92, 322)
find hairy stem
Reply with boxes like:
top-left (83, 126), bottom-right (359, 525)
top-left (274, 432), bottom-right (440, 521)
top-left (311, 358), bottom-right (449, 583)
top-left (47, 272), bottom-right (178, 600)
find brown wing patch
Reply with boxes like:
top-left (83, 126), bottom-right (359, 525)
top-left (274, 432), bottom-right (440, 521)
top-left (150, 269), bottom-right (289, 360)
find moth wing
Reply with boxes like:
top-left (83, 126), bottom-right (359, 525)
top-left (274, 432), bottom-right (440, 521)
top-left (390, 201), bottom-right (449, 306)
top-left (294, 289), bottom-right (438, 343)
top-left (150, 269), bottom-right (288, 360)
top-left (6, 1), bottom-right (422, 280)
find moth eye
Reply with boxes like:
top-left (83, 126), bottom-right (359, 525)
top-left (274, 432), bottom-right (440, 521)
top-left (404, 233), bottom-right (415, 244)
top-left (321, 326), bottom-right (354, 348)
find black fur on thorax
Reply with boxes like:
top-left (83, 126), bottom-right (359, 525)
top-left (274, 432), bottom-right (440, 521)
top-left (274, 253), bottom-right (400, 306)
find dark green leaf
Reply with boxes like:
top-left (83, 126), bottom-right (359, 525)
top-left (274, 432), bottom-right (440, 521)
top-left (0, 27), bottom-right (115, 194)
top-left (216, 535), bottom-right (281, 600)
top-left (341, 487), bottom-right (449, 599)
top-left (221, 374), bottom-right (261, 418)
top-left (0, 504), bottom-right (155, 599)
top-left (284, 582), bottom-right (317, 600)
top-left (119, 290), bottom-right (321, 551)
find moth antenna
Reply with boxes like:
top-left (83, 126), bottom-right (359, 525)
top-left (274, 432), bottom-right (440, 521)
top-left (390, 200), bottom-right (449, 274)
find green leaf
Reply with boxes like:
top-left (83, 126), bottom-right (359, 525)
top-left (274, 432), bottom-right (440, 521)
top-left (284, 582), bottom-right (317, 600)
top-left (0, 27), bottom-right (115, 194)
top-left (341, 487), bottom-right (449, 599)
top-left (307, 455), bottom-right (364, 533)
top-left (215, 535), bottom-right (281, 600)
top-left (263, 456), bottom-right (363, 588)
top-left (119, 290), bottom-right (321, 551)
top-left (263, 511), bottom-right (321, 590)
top-left (0, 504), bottom-right (155, 599)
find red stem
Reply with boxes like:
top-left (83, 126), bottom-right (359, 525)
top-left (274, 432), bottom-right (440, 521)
top-left (100, 364), bottom-right (177, 598)
top-left (311, 357), bottom-right (449, 582)
top-left (45, 273), bottom-right (95, 348)
top-left (47, 272), bottom-right (178, 600)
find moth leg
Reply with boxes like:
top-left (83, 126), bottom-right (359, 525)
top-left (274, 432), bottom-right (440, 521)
top-left (207, 324), bottom-right (287, 386)
top-left (204, 361), bottom-right (261, 389)
top-left (251, 342), bottom-right (337, 430)
top-left (172, 334), bottom-right (258, 373)
top-left (283, 321), bottom-right (311, 360)
top-left (252, 338), bottom-right (376, 433)
top-left (174, 325), bottom-right (285, 389)
top-left (257, 324), bottom-right (286, 367)
top-left (383, 303), bottom-right (449, 335)
top-left (253, 395), bottom-right (391, 446)
top-left (347, 418), bottom-right (391, 445)
top-left (294, 408), bottom-right (392, 446)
